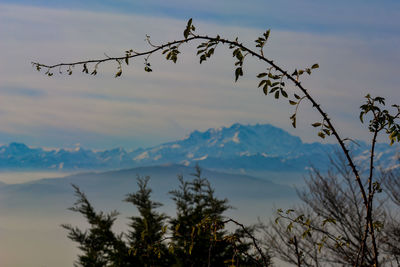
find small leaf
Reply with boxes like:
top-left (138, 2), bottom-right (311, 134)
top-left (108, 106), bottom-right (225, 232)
top-left (115, 69), bottom-right (122, 78)
top-left (317, 242), bottom-right (324, 252)
top-left (286, 209), bottom-right (295, 214)
top-left (200, 54), bottom-right (207, 64)
top-left (287, 222), bottom-right (293, 232)
top-left (235, 67), bottom-right (243, 82)
top-left (312, 122), bottom-right (322, 127)
top-left (183, 18), bottom-right (193, 39)
top-left (311, 63), bottom-right (319, 69)
top-left (291, 116), bottom-right (296, 128)
top-left (183, 29), bottom-right (189, 39)
top-left (359, 112), bottom-right (364, 123)
top-left (318, 132), bottom-right (326, 139)
top-left (274, 91), bottom-right (279, 99)
top-left (236, 51), bottom-right (243, 61)
top-left (270, 86), bottom-right (279, 93)
top-left (82, 63), bottom-right (88, 74)
top-left (257, 72), bottom-right (267, 78)
top-left (258, 80), bottom-right (267, 88)
top-left (263, 84), bottom-right (268, 95)
top-left (289, 100), bottom-right (297, 105)
top-left (263, 29), bottom-right (270, 41)
top-left (323, 129), bottom-right (331, 135)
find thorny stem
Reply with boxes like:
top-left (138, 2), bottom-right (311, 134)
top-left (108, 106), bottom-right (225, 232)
top-left (368, 128), bottom-right (380, 266)
top-left (32, 36), bottom-right (200, 72)
top-left (356, 126), bottom-right (379, 267)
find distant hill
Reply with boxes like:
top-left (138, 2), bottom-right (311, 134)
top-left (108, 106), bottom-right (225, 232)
top-left (0, 123), bottom-right (398, 172)
top-left (0, 165), bottom-right (296, 221)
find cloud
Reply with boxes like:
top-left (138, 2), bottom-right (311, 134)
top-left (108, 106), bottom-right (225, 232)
top-left (3, 0), bottom-right (400, 35)
top-left (0, 3), bottom-right (399, 149)
top-left (0, 86), bottom-right (46, 97)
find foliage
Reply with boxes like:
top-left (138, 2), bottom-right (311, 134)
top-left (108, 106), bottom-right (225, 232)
top-left (61, 185), bottom-right (132, 267)
top-left (124, 176), bottom-right (171, 266)
top-left (168, 166), bottom-right (232, 266)
top-left (168, 166), bottom-right (271, 266)
top-left (263, 153), bottom-right (392, 266)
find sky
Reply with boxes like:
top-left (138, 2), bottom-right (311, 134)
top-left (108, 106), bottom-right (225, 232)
top-left (0, 0), bottom-right (399, 150)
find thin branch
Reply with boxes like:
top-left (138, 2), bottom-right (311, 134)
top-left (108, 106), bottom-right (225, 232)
top-left (224, 218), bottom-right (269, 266)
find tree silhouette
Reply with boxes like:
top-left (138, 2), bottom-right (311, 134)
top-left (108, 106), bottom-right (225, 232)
top-left (124, 176), bottom-right (171, 266)
top-left (63, 169), bottom-right (270, 266)
top-left (61, 185), bottom-right (133, 267)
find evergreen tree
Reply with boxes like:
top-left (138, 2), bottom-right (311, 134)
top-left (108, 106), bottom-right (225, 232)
top-left (169, 165), bottom-right (244, 266)
top-left (124, 176), bottom-right (171, 266)
top-left (61, 185), bottom-right (133, 267)
top-left (63, 171), bottom-right (271, 266)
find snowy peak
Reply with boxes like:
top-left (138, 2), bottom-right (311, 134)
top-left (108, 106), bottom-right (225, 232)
top-left (133, 123), bottom-right (332, 170)
top-left (176, 123), bottom-right (303, 156)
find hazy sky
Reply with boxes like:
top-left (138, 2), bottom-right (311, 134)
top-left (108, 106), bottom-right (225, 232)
top-left (1, 1), bottom-right (399, 149)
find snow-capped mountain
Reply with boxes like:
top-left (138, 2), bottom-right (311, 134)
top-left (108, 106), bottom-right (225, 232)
top-left (0, 123), bottom-right (398, 172)
top-left (129, 123), bottom-right (336, 171)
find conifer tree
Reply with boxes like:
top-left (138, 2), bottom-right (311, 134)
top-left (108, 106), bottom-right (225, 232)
top-left (124, 176), bottom-right (171, 266)
top-left (61, 185), bottom-right (132, 267)
top-left (62, 170), bottom-right (270, 266)
top-left (169, 166), bottom-right (241, 266)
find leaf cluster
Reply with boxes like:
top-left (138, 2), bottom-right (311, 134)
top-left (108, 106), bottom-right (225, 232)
top-left (360, 94), bottom-right (400, 145)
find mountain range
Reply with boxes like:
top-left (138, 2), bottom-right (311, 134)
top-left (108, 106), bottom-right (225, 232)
top-left (0, 123), bottom-right (398, 172)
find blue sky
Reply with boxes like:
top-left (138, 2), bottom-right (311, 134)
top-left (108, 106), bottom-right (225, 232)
top-left (0, 1), bottom-right (399, 149)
